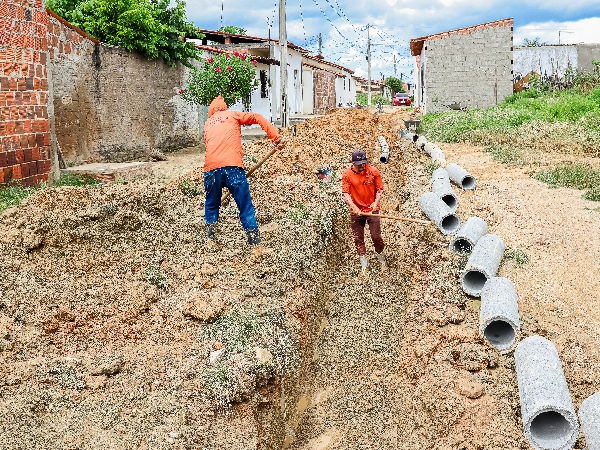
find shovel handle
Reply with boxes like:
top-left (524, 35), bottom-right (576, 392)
top-left (221, 144), bottom-right (282, 204)
top-left (357, 211), bottom-right (433, 225)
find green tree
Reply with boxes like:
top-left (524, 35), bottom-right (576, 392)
top-left (523, 37), bottom-right (547, 47)
top-left (218, 26), bottom-right (247, 35)
top-left (385, 77), bottom-right (405, 95)
top-left (180, 52), bottom-right (259, 109)
top-left (46, 0), bottom-right (203, 68)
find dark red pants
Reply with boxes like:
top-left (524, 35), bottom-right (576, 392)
top-left (350, 212), bottom-right (385, 256)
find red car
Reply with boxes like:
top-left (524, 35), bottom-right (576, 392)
top-left (394, 93), bottom-right (411, 106)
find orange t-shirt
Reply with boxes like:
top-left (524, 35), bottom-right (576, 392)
top-left (341, 164), bottom-right (384, 213)
top-left (203, 110), bottom-right (281, 172)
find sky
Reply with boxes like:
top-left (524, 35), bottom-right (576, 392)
top-left (182, 0), bottom-right (600, 82)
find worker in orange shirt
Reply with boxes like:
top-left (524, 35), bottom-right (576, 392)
top-left (342, 149), bottom-right (386, 274)
top-left (203, 96), bottom-right (285, 254)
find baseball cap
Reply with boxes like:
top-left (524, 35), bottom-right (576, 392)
top-left (351, 149), bottom-right (368, 165)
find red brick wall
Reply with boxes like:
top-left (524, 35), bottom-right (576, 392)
top-left (313, 71), bottom-right (336, 115)
top-left (0, 0), bottom-right (51, 186)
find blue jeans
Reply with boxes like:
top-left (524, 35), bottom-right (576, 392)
top-left (204, 166), bottom-right (258, 230)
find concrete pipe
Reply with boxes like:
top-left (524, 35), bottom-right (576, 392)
top-left (400, 129), bottom-right (409, 139)
top-left (404, 132), bottom-right (415, 142)
top-left (480, 277), bottom-right (520, 353)
top-left (378, 136), bottom-right (390, 164)
top-left (431, 147), bottom-right (446, 163)
top-left (418, 192), bottom-right (462, 236)
top-left (515, 336), bottom-right (579, 450)
top-left (432, 168), bottom-right (449, 182)
top-left (460, 234), bottom-right (505, 297)
top-left (579, 392), bottom-right (600, 450)
top-left (449, 216), bottom-right (488, 253)
top-left (424, 142), bottom-right (435, 155)
top-left (415, 136), bottom-right (427, 151)
top-left (446, 163), bottom-right (477, 190)
top-left (432, 177), bottom-right (459, 212)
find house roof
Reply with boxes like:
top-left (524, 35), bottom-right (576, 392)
top-left (353, 76), bottom-right (386, 86)
top-left (303, 63), bottom-right (346, 77)
top-left (195, 45), bottom-right (279, 65)
top-left (196, 29), bottom-right (311, 53)
top-left (410, 18), bottom-right (513, 56)
top-left (303, 54), bottom-right (354, 74)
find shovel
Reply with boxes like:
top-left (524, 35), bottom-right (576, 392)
top-left (357, 211), bottom-right (433, 225)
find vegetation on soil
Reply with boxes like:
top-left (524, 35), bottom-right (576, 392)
top-left (503, 249), bottom-right (530, 268)
top-left (418, 66), bottom-right (600, 161)
top-left (535, 164), bottom-right (600, 201)
top-left (145, 263), bottom-right (169, 289)
top-left (46, 0), bottom-right (202, 67)
top-left (356, 93), bottom-right (389, 106)
top-left (422, 161), bottom-right (441, 177)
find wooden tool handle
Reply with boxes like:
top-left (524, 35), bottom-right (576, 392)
top-left (221, 144), bottom-right (282, 204)
top-left (358, 211), bottom-right (433, 225)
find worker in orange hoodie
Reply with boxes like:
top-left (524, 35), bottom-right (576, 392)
top-left (203, 96), bottom-right (285, 254)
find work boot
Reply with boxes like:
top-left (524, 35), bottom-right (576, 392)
top-left (359, 255), bottom-right (369, 277)
top-left (377, 251), bottom-right (387, 272)
top-left (206, 222), bottom-right (218, 248)
top-left (246, 229), bottom-right (273, 257)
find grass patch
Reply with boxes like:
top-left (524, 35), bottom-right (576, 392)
top-left (535, 164), bottom-right (600, 201)
top-left (504, 249), bottom-right (530, 268)
top-left (179, 179), bottom-right (203, 198)
top-left (357, 93), bottom-right (390, 106)
top-left (54, 172), bottom-right (99, 187)
top-left (486, 145), bottom-right (527, 166)
top-left (582, 184), bottom-right (600, 201)
top-left (0, 185), bottom-right (43, 214)
top-left (422, 161), bottom-right (441, 177)
top-left (145, 264), bottom-right (168, 289)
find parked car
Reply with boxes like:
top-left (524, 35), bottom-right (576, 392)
top-left (394, 93), bottom-right (411, 106)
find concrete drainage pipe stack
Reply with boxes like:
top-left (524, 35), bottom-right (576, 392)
top-left (449, 216), bottom-right (488, 253)
top-left (480, 277), bottom-right (520, 353)
top-left (378, 136), bottom-right (390, 164)
top-left (423, 142), bottom-right (435, 155)
top-left (430, 147), bottom-right (446, 164)
top-left (418, 192), bottom-right (461, 236)
top-left (460, 234), bottom-right (505, 297)
top-left (446, 163), bottom-right (478, 190)
top-left (515, 336), bottom-right (579, 450)
top-left (579, 392), bottom-right (600, 450)
top-left (431, 171), bottom-right (459, 212)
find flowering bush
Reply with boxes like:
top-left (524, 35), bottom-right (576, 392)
top-left (180, 52), bottom-right (259, 109)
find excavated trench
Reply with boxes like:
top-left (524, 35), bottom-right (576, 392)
top-left (0, 110), bottom-right (538, 449)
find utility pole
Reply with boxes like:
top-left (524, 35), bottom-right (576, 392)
top-left (367, 23), bottom-right (371, 106)
top-left (279, 0), bottom-right (288, 127)
top-left (558, 30), bottom-right (573, 45)
top-left (393, 54), bottom-right (397, 77)
top-left (318, 33), bottom-right (322, 55)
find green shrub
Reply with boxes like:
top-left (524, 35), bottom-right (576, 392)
top-left (356, 93), bottom-right (389, 106)
top-left (180, 52), bottom-right (259, 109)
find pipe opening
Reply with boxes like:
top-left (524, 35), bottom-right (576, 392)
top-left (463, 270), bottom-right (488, 293)
top-left (451, 238), bottom-right (472, 253)
top-left (441, 194), bottom-right (458, 209)
top-left (530, 411), bottom-right (572, 448)
top-left (462, 176), bottom-right (476, 190)
top-left (483, 320), bottom-right (515, 350)
top-left (440, 215), bottom-right (460, 234)
top-left (412, 135), bottom-right (419, 143)
top-left (379, 155), bottom-right (388, 164)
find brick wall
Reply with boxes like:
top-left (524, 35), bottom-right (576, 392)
top-left (423, 19), bottom-right (513, 113)
top-left (46, 12), bottom-right (203, 165)
top-left (313, 71), bottom-right (336, 115)
top-left (0, 0), bottom-right (51, 186)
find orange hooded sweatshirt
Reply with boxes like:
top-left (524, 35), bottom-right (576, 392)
top-left (203, 96), bottom-right (281, 172)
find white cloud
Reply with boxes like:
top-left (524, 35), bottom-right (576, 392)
top-left (515, 17), bottom-right (600, 45)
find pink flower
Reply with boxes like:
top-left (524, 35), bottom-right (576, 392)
top-left (227, 66), bottom-right (232, 71)
top-left (233, 51), bottom-right (240, 57)
top-left (178, 89), bottom-right (184, 94)
top-left (243, 66), bottom-right (247, 70)
top-left (252, 60), bottom-right (257, 65)
top-left (216, 67), bottom-right (222, 72)
top-left (241, 55), bottom-right (246, 61)
top-left (226, 53), bottom-right (230, 58)
top-left (205, 58), bottom-right (214, 63)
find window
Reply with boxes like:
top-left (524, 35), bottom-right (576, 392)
top-left (260, 70), bottom-right (268, 98)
